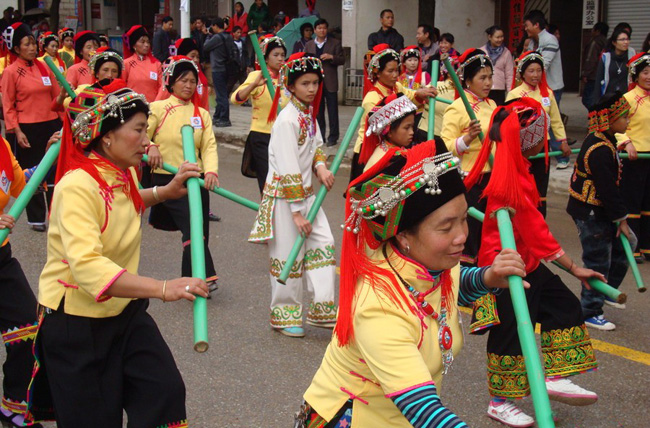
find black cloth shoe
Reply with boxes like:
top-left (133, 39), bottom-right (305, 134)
top-left (215, 120), bottom-right (232, 128)
top-left (208, 211), bottom-right (221, 222)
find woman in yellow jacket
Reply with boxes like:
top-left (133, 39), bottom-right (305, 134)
top-left (440, 48), bottom-right (496, 265)
top-left (37, 31), bottom-right (66, 75)
top-left (507, 50), bottom-right (571, 217)
top-left (230, 35), bottom-right (287, 193)
top-left (147, 56), bottom-right (219, 294)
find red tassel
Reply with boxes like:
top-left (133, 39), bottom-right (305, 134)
top-left (266, 83), bottom-right (282, 123)
top-left (0, 138), bottom-right (14, 182)
top-left (358, 116), bottom-right (379, 165)
top-left (312, 79), bottom-right (323, 121)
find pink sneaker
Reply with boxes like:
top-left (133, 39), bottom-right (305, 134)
top-left (546, 378), bottom-right (598, 406)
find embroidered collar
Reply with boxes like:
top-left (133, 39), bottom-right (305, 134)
top-left (170, 94), bottom-right (191, 106)
top-left (290, 95), bottom-right (310, 113)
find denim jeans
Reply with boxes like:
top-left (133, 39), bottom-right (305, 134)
top-left (212, 70), bottom-right (230, 123)
top-left (573, 216), bottom-right (629, 319)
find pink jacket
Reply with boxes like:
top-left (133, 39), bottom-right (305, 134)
top-left (481, 44), bottom-right (514, 92)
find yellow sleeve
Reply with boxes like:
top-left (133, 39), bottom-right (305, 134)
top-left (147, 102), bottom-right (162, 140)
top-left (396, 82), bottom-right (423, 107)
top-left (505, 89), bottom-right (518, 102)
top-left (548, 91), bottom-right (566, 141)
top-left (440, 103), bottom-right (468, 157)
top-left (354, 290), bottom-right (432, 395)
top-left (230, 70), bottom-right (260, 105)
top-left (199, 108), bottom-right (219, 175)
top-left (54, 174), bottom-right (127, 301)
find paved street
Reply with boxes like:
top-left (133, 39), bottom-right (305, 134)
top-left (2, 94), bottom-right (649, 427)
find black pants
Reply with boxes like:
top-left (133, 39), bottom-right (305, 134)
top-left (621, 156), bottom-right (650, 257)
top-left (348, 152), bottom-right (365, 185)
top-left (11, 119), bottom-right (61, 225)
top-left (226, 67), bottom-right (247, 97)
top-left (34, 299), bottom-right (186, 427)
top-left (489, 89), bottom-right (506, 106)
top-left (243, 131), bottom-right (271, 194)
top-left (486, 264), bottom-right (596, 398)
top-left (149, 173), bottom-right (217, 281)
top-left (529, 157), bottom-right (549, 218)
top-left (317, 89), bottom-right (340, 143)
top-left (463, 173), bottom-right (490, 266)
top-left (0, 244), bottom-right (38, 414)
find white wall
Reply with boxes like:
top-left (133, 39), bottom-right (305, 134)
top-left (434, 0), bottom-right (495, 52)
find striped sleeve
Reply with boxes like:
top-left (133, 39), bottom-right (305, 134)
top-left (390, 383), bottom-right (467, 427)
top-left (457, 266), bottom-right (501, 306)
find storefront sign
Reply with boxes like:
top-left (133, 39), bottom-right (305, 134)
top-left (582, 0), bottom-right (599, 28)
top-left (508, 0), bottom-right (525, 51)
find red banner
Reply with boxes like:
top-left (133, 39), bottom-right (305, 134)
top-left (509, 0), bottom-right (525, 52)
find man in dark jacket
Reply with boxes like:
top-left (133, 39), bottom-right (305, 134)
top-left (153, 16), bottom-right (174, 62)
top-left (305, 19), bottom-right (345, 145)
top-left (367, 9), bottom-right (404, 52)
top-left (581, 22), bottom-right (609, 109)
top-left (191, 16), bottom-right (208, 63)
top-left (204, 17), bottom-right (234, 127)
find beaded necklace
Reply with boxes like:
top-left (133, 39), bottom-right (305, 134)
top-left (384, 247), bottom-right (454, 373)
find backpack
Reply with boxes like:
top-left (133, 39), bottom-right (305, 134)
top-left (218, 33), bottom-right (241, 75)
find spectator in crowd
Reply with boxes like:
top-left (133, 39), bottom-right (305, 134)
top-left (642, 32), bottom-right (650, 52)
top-left (191, 16), bottom-right (208, 63)
top-left (292, 22), bottom-right (313, 54)
top-left (595, 27), bottom-right (636, 98)
top-left (613, 22), bottom-right (632, 38)
top-left (153, 16), bottom-right (174, 63)
top-left (227, 2), bottom-right (248, 35)
top-left (0, 7), bottom-right (13, 32)
top-left (481, 25), bottom-right (514, 105)
top-left (548, 23), bottom-right (561, 41)
top-left (273, 12), bottom-right (288, 34)
top-left (227, 26), bottom-right (249, 96)
top-left (248, 0), bottom-right (270, 33)
top-left (581, 22), bottom-right (609, 109)
top-left (204, 17), bottom-right (234, 127)
top-left (367, 9), bottom-right (404, 52)
top-left (299, 0), bottom-right (320, 18)
top-left (524, 10), bottom-right (569, 168)
top-left (416, 24), bottom-right (438, 73)
top-left (99, 34), bottom-right (109, 47)
top-left (436, 33), bottom-right (459, 81)
top-left (305, 18), bottom-right (345, 146)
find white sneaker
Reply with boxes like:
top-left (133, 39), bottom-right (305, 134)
top-left (487, 400), bottom-right (535, 428)
top-left (546, 378), bottom-right (598, 406)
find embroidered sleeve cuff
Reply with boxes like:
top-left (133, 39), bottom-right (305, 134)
top-left (543, 249), bottom-right (565, 263)
top-left (95, 268), bottom-right (126, 302)
top-left (456, 136), bottom-right (469, 154)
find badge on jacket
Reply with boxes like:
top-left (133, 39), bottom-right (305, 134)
top-left (191, 116), bottom-right (203, 129)
top-left (0, 170), bottom-right (10, 195)
top-left (42, 76), bottom-right (52, 86)
top-left (541, 97), bottom-right (551, 107)
top-left (150, 71), bottom-right (158, 80)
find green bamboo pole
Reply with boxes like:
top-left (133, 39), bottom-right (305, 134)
top-left (248, 31), bottom-right (276, 100)
top-left (142, 155), bottom-right (260, 211)
top-left (277, 107), bottom-right (365, 284)
top-left (427, 60), bottom-right (440, 140)
top-left (466, 207), bottom-right (626, 303)
top-left (435, 96), bottom-right (453, 105)
top-left (0, 142), bottom-right (60, 243)
top-left (527, 148), bottom-right (580, 160)
top-left (442, 55), bottom-right (484, 142)
top-left (495, 208), bottom-right (555, 428)
top-left (620, 153), bottom-right (650, 159)
top-left (616, 222), bottom-right (646, 292)
top-left (43, 55), bottom-right (76, 98)
top-left (181, 126), bottom-right (209, 353)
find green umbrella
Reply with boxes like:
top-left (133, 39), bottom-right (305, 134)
top-left (277, 16), bottom-right (318, 54)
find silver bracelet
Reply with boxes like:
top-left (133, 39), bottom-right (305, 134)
top-left (152, 186), bottom-right (162, 202)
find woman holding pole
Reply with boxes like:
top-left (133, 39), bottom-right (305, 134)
top-left (26, 80), bottom-right (208, 427)
top-left (0, 137), bottom-right (43, 428)
top-left (1, 23), bottom-right (61, 232)
top-left (440, 48), bottom-right (495, 265)
top-left (465, 98), bottom-right (603, 428)
top-left (248, 53), bottom-right (336, 337)
top-left (619, 52), bottom-right (650, 262)
top-left (298, 138), bottom-right (525, 427)
top-left (147, 56), bottom-right (220, 295)
top-left (231, 34), bottom-right (286, 193)
top-left (351, 43), bottom-right (437, 182)
top-left (65, 30), bottom-right (99, 89)
top-left (38, 31), bottom-right (66, 75)
top-left (507, 51), bottom-right (570, 217)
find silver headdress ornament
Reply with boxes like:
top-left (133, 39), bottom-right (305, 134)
top-left (88, 50), bottom-right (124, 73)
top-left (365, 96), bottom-right (417, 137)
top-left (162, 57), bottom-right (199, 87)
top-left (457, 52), bottom-right (493, 80)
top-left (516, 52), bottom-right (545, 75)
top-left (367, 48), bottom-right (400, 80)
top-left (342, 152), bottom-right (462, 234)
top-left (71, 90), bottom-right (148, 143)
top-left (629, 53), bottom-right (650, 76)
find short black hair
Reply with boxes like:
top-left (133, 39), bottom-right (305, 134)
top-left (162, 16), bottom-right (173, 24)
top-left (613, 22), bottom-right (632, 36)
top-left (418, 24), bottom-right (433, 40)
top-left (380, 9), bottom-right (393, 18)
top-left (485, 25), bottom-right (503, 36)
top-left (233, 26), bottom-right (242, 33)
top-left (211, 17), bottom-right (225, 29)
top-left (523, 9), bottom-right (547, 29)
top-left (593, 22), bottom-right (609, 37)
top-left (300, 22), bottom-right (314, 37)
top-left (440, 33), bottom-right (454, 44)
top-left (314, 18), bottom-right (328, 29)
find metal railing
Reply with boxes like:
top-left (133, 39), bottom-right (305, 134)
top-left (344, 68), bottom-right (364, 105)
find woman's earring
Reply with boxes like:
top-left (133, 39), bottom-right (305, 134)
top-left (404, 243), bottom-right (410, 254)
top-left (105, 141), bottom-right (111, 148)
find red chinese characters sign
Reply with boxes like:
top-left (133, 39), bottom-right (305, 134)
top-left (509, 0), bottom-right (525, 51)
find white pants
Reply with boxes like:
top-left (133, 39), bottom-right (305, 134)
top-left (268, 197), bottom-right (337, 328)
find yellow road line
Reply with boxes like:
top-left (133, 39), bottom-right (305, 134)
top-left (337, 271), bottom-right (650, 366)
top-left (457, 307), bottom-right (650, 366)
